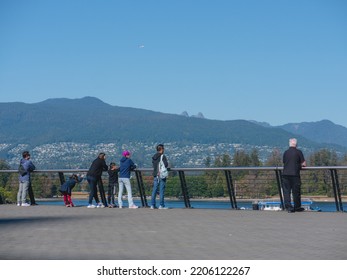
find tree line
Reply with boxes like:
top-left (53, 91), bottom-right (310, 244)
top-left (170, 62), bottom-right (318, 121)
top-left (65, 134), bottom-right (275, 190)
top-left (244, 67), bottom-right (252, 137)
top-left (1, 148), bottom-right (347, 204)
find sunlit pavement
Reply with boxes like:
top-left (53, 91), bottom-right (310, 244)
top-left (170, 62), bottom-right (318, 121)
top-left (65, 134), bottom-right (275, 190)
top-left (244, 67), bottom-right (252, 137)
top-left (0, 205), bottom-right (346, 260)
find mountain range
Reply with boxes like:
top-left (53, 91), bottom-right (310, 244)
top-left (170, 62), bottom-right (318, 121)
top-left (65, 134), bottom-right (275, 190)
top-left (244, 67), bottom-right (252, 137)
top-left (1, 97), bottom-right (347, 167)
top-left (279, 120), bottom-right (347, 148)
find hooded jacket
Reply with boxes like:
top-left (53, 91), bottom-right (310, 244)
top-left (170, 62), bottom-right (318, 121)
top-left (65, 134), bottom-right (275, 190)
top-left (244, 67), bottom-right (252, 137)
top-left (60, 176), bottom-right (83, 195)
top-left (152, 152), bottom-right (168, 177)
top-left (119, 157), bottom-right (136, 178)
top-left (18, 158), bottom-right (36, 182)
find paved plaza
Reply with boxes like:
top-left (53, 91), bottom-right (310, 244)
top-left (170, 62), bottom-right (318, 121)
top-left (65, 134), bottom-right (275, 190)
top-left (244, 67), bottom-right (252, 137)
top-left (0, 205), bottom-right (346, 260)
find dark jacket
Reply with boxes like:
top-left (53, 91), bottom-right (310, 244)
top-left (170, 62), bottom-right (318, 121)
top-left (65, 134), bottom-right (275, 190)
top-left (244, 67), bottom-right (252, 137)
top-left (119, 157), bottom-right (136, 178)
top-left (18, 158), bottom-right (36, 182)
top-left (108, 168), bottom-right (119, 185)
top-left (87, 157), bottom-right (108, 179)
top-left (152, 152), bottom-right (168, 177)
top-left (60, 177), bottom-right (83, 195)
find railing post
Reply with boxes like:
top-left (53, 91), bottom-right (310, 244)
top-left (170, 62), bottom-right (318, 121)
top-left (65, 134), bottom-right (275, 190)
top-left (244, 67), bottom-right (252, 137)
top-left (57, 172), bottom-right (65, 204)
top-left (178, 170), bottom-right (191, 208)
top-left (334, 169), bottom-right (344, 212)
top-left (224, 170), bottom-right (237, 209)
top-left (330, 169), bottom-right (343, 212)
top-left (135, 170), bottom-right (148, 207)
top-left (275, 169), bottom-right (285, 211)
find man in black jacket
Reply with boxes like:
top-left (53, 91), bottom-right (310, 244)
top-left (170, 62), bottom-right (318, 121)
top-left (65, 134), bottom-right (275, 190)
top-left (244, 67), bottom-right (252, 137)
top-left (86, 152), bottom-right (108, 208)
top-left (282, 138), bottom-right (306, 213)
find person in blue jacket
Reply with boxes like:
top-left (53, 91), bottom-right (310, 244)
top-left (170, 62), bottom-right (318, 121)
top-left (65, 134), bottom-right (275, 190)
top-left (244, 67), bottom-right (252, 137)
top-left (17, 151), bottom-right (36, 206)
top-left (118, 150), bottom-right (138, 208)
top-left (60, 174), bottom-right (84, 207)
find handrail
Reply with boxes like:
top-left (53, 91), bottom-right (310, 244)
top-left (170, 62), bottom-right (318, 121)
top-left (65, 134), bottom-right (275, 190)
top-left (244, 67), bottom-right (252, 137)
top-left (0, 166), bottom-right (346, 211)
top-left (2, 165), bottom-right (347, 173)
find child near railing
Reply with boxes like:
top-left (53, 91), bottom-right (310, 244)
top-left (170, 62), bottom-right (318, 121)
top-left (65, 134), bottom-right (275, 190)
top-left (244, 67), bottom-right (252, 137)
top-left (59, 174), bottom-right (84, 207)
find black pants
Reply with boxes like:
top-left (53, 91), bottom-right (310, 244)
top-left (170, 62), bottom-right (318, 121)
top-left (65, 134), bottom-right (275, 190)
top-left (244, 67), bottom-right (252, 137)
top-left (28, 182), bottom-right (36, 205)
top-left (87, 176), bottom-right (108, 206)
top-left (107, 183), bottom-right (117, 205)
top-left (282, 175), bottom-right (302, 210)
top-left (87, 176), bottom-right (100, 205)
top-left (98, 179), bottom-right (107, 207)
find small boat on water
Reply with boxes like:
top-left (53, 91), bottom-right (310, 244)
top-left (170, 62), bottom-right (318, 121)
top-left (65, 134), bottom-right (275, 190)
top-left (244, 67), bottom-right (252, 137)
top-left (253, 198), bottom-right (321, 211)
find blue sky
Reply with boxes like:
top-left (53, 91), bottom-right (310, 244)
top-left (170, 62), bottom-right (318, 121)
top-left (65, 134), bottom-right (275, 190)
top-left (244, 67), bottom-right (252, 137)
top-left (1, 0), bottom-right (346, 126)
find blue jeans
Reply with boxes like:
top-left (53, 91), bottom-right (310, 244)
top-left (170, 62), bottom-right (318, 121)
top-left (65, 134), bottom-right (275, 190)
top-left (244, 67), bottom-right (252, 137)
top-left (118, 178), bottom-right (135, 207)
top-left (151, 176), bottom-right (166, 207)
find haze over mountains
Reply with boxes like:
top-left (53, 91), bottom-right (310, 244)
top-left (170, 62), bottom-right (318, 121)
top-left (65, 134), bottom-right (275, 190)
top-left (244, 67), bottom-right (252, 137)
top-left (1, 97), bottom-right (346, 168)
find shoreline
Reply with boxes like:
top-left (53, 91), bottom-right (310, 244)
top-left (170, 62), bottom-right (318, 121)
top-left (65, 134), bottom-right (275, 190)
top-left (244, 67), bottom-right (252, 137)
top-left (38, 194), bottom-right (345, 203)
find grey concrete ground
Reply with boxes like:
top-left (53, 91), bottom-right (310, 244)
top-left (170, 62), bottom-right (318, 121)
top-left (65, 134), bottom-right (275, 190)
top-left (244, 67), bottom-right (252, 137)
top-left (0, 205), bottom-right (346, 260)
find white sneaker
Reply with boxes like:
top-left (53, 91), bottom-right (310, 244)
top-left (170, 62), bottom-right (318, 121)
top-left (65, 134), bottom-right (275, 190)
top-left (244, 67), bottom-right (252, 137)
top-left (17, 203), bottom-right (21, 206)
top-left (87, 204), bottom-right (96, 208)
top-left (150, 206), bottom-right (155, 209)
top-left (159, 206), bottom-right (168, 209)
top-left (97, 203), bottom-right (105, 208)
top-left (129, 205), bottom-right (138, 209)
top-left (119, 206), bottom-right (123, 209)
top-left (21, 203), bottom-right (30, 207)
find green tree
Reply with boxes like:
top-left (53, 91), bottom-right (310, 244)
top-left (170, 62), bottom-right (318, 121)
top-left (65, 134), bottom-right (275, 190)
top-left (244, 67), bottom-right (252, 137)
top-left (165, 176), bottom-right (183, 198)
top-left (214, 154), bottom-right (232, 167)
top-left (232, 150), bottom-right (250, 166)
top-left (265, 149), bottom-right (282, 166)
top-left (0, 159), bottom-right (11, 186)
top-left (262, 149), bottom-right (283, 196)
top-left (309, 149), bottom-right (338, 166)
top-left (204, 156), bottom-right (212, 167)
top-left (250, 149), bottom-right (261, 166)
top-left (0, 159), bottom-right (16, 204)
top-left (339, 154), bottom-right (347, 165)
top-left (305, 149), bottom-right (338, 196)
top-left (202, 153), bottom-right (232, 198)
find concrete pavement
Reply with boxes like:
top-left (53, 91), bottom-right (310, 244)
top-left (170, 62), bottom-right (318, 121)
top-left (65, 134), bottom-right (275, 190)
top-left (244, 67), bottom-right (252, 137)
top-left (0, 205), bottom-right (346, 260)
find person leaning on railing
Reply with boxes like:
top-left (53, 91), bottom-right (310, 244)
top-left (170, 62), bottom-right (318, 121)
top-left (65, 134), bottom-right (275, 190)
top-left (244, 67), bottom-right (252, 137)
top-left (150, 144), bottom-right (169, 210)
top-left (282, 138), bottom-right (307, 213)
top-left (17, 151), bottom-right (36, 207)
top-left (118, 150), bottom-right (138, 209)
top-left (86, 152), bottom-right (108, 208)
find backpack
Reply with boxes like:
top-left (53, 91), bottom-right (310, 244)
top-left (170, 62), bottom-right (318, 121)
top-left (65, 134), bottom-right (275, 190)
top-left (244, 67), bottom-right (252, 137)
top-left (158, 154), bottom-right (168, 179)
top-left (18, 164), bottom-right (27, 176)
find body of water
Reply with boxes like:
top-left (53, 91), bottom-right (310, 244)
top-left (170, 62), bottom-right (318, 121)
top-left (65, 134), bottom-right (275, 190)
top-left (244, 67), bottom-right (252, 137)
top-left (37, 198), bottom-right (345, 212)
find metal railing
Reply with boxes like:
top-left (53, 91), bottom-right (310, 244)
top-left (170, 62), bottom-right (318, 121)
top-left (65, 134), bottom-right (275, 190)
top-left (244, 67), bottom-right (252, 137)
top-left (0, 166), bottom-right (346, 211)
